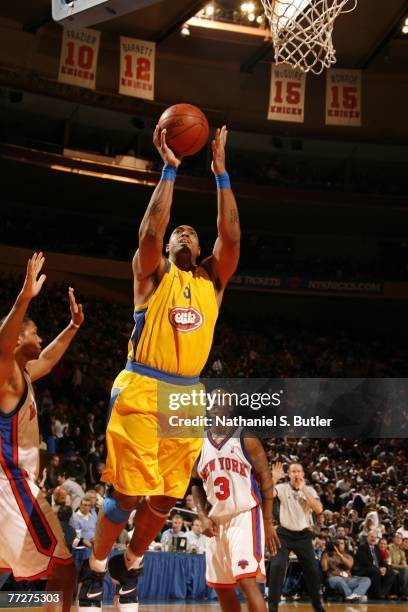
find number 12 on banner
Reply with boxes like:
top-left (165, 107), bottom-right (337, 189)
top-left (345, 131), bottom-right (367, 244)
top-left (268, 65), bottom-right (306, 123)
top-left (325, 69), bottom-right (362, 127)
top-left (120, 37), bottom-right (156, 101)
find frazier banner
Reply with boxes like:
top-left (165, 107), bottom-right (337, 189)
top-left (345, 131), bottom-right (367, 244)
top-left (119, 36), bottom-right (156, 100)
top-left (325, 68), bottom-right (362, 127)
top-left (58, 27), bottom-right (100, 89)
top-left (268, 63), bottom-right (306, 123)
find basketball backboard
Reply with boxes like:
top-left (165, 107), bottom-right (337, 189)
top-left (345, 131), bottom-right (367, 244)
top-left (52, 0), bottom-right (163, 27)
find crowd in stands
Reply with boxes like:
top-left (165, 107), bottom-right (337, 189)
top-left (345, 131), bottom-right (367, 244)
top-left (0, 274), bottom-right (407, 602)
top-left (1, 202), bottom-right (408, 279)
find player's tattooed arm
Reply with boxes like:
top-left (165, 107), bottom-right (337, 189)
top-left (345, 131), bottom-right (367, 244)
top-left (191, 464), bottom-right (218, 538)
top-left (244, 436), bottom-right (281, 555)
top-left (133, 126), bottom-right (179, 283)
top-left (204, 126), bottom-right (240, 293)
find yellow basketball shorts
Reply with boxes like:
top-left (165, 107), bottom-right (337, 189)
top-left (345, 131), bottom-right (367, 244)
top-left (102, 362), bottom-right (204, 498)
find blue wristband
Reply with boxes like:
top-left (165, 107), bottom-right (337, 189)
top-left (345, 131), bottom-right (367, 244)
top-left (215, 172), bottom-right (231, 190)
top-left (161, 164), bottom-right (177, 182)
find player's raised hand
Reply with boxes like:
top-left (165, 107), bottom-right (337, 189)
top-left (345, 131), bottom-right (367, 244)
top-left (153, 125), bottom-right (182, 168)
top-left (211, 125), bottom-right (228, 175)
top-left (272, 461), bottom-right (286, 483)
top-left (68, 287), bottom-right (84, 328)
top-left (200, 516), bottom-right (219, 538)
top-left (265, 522), bottom-right (280, 556)
top-left (21, 252), bottom-right (46, 299)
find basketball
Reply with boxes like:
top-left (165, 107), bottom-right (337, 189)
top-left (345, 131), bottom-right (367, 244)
top-left (158, 103), bottom-right (209, 157)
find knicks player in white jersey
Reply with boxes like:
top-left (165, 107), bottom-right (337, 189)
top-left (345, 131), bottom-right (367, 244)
top-left (0, 253), bottom-right (84, 612)
top-left (191, 390), bottom-right (280, 612)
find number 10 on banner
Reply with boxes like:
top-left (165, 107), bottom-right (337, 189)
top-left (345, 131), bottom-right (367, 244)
top-left (268, 65), bottom-right (306, 123)
top-left (325, 69), bottom-right (362, 127)
top-left (120, 37), bottom-right (156, 101)
top-left (58, 28), bottom-right (100, 90)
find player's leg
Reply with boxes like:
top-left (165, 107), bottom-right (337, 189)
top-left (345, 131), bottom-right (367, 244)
top-left (229, 507), bottom-right (267, 611)
top-left (291, 534), bottom-right (325, 611)
top-left (44, 560), bottom-right (76, 612)
top-left (267, 539), bottom-right (289, 611)
top-left (215, 587), bottom-right (241, 611)
top-left (0, 479), bottom-right (75, 612)
top-left (238, 577), bottom-right (267, 611)
top-left (127, 494), bottom-right (177, 558)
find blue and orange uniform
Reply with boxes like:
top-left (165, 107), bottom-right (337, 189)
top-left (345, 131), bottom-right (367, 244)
top-left (102, 259), bottom-right (218, 498)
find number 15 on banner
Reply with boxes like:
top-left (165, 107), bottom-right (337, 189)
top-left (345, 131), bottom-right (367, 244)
top-left (268, 64), bottom-right (306, 124)
top-left (325, 69), bottom-right (362, 127)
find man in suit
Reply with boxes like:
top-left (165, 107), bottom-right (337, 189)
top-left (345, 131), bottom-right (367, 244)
top-left (354, 530), bottom-right (396, 598)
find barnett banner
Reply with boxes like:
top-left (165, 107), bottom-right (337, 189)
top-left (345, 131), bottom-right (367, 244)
top-left (325, 68), bottom-right (362, 127)
top-left (58, 27), bottom-right (100, 90)
top-left (119, 36), bottom-right (156, 100)
top-left (268, 63), bottom-right (306, 123)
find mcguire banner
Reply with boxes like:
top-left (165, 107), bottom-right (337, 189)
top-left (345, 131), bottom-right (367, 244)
top-left (268, 63), bottom-right (306, 123)
top-left (119, 36), bottom-right (156, 100)
top-left (58, 27), bottom-right (100, 89)
top-left (325, 68), bottom-right (362, 127)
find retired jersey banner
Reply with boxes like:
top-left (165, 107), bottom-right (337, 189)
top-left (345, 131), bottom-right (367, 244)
top-left (268, 64), bottom-right (306, 123)
top-left (119, 37), bottom-right (155, 100)
top-left (325, 69), bottom-right (362, 126)
top-left (58, 27), bottom-right (100, 89)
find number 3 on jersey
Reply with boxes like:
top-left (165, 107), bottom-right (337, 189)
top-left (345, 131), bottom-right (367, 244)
top-left (214, 476), bottom-right (230, 500)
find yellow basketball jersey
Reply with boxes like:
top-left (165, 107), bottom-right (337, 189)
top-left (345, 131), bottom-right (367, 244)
top-left (127, 260), bottom-right (218, 377)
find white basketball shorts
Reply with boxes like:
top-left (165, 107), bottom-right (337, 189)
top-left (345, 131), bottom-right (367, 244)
top-left (205, 505), bottom-right (266, 587)
top-left (0, 477), bottom-right (72, 580)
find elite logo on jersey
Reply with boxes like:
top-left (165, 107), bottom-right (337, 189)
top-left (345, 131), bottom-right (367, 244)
top-left (169, 307), bottom-right (203, 332)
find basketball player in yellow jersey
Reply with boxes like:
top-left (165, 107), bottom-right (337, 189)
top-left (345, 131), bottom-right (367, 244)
top-left (77, 125), bottom-right (240, 611)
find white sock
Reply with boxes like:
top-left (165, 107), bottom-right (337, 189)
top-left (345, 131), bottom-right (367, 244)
top-left (117, 604), bottom-right (138, 612)
top-left (124, 547), bottom-right (144, 570)
top-left (89, 551), bottom-right (108, 573)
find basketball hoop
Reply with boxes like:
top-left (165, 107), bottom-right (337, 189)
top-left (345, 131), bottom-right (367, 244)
top-left (260, 0), bottom-right (358, 75)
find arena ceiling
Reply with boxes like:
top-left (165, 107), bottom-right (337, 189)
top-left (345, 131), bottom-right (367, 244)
top-left (2, 0), bottom-right (407, 70)
top-left (0, 1), bottom-right (407, 142)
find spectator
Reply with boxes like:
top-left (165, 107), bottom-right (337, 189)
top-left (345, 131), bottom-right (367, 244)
top-left (62, 450), bottom-right (87, 482)
top-left (161, 514), bottom-right (185, 550)
top-left (72, 497), bottom-right (97, 549)
top-left (354, 530), bottom-right (396, 599)
top-left (378, 537), bottom-right (390, 563)
top-left (88, 441), bottom-right (106, 486)
top-left (57, 506), bottom-right (77, 551)
top-left (321, 537), bottom-right (371, 602)
top-left (50, 485), bottom-right (71, 513)
top-left (186, 519), bottom-right (206, 554)
top-left (184, 494), bottom-right (197, 513)
top-left (56, 471), bottom-right (85, 511)
top-left (389, 532), bottom-right (408, 599)
top-left (40, 454), bottom-right (60, 490)
top-left (86, 489), bottom-right (99, 519)
top-left (397, 519), bottom-right (408, 539)
top-left (402, 538), bottom-right (408, 564)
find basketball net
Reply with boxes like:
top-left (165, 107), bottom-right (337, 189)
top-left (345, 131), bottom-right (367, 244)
top-left (261, 0), bottom-right (358, 74)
